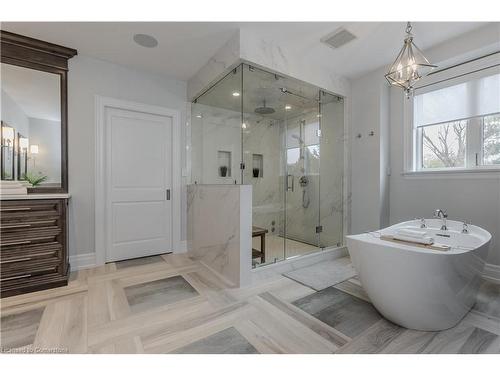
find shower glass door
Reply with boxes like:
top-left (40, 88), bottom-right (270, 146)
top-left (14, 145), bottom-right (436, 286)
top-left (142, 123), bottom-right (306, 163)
top-left (242, 64), bottom-right (324, 266)
top-left (283, 109), bottom-right (321, 258)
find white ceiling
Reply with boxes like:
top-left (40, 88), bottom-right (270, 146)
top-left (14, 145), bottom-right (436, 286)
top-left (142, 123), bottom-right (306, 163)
top-left (1, 63), bottom-right (61, 121)
top-left (1, 22), bottom-right (489, 82)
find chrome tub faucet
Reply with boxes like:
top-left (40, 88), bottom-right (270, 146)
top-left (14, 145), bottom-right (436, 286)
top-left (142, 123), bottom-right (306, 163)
top-left (434, 209), bottom-right (448, 231)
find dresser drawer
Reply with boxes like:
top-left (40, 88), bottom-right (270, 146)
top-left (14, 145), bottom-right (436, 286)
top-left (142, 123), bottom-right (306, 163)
top-left (0, 200), bottom-right (62, 220)
top-left (1, 217), bottom-right (59, 231)
top-left (1, 242), bottom-right (62, 262)
top-left (0, 272), bottom-right (68, 297)
top-left (1, 257), bottom-right (61, 280)
top-left (0, 227), bottom-right (62, 247)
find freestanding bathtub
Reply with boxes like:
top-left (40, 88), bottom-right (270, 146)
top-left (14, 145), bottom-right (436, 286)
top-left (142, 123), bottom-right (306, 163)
top-left (347, 219), bottom-right (491, 331)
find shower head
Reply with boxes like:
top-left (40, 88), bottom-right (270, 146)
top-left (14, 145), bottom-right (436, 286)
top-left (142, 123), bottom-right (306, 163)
top-left (254, 100), bottom-right (275, 115)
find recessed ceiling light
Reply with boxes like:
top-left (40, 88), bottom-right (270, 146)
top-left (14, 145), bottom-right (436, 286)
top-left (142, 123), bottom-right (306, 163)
top-left (195, 114), bottom-right (202, 118)
top-left (232, 92), bottom-right (240, 97)
top-left (285, 105), bottom-right (292, 110)
top-left (242, 123), bottom-right (247, 129)
top-left (133, 34), bottom-right (158, 48)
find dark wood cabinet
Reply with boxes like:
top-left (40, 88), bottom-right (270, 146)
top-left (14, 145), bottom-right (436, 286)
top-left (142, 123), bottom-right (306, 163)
top-left (1, 199), bottom-right (69, 297)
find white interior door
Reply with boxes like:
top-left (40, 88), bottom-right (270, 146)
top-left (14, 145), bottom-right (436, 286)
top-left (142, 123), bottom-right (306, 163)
top-left (105, 107), bottom-right (173, 262)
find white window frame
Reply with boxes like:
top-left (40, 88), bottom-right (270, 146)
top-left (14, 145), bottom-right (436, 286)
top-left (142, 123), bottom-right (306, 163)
top-left (403, 52), bottom-right (500, 176)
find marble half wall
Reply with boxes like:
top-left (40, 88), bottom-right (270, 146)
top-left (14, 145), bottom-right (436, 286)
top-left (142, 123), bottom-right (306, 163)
top-left (187, 184), bottom-right (252, 287)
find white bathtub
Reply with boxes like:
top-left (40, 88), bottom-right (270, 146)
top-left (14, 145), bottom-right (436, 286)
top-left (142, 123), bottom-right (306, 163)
top-left (346, 219), bottom-right (491, 331)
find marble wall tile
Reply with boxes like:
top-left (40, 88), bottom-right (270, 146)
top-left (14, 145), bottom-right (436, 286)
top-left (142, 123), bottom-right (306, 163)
top-left (190, 104), bottom-right (242, 185)
top-left (187, 31), bottom-right (241, 100)
top-left (187, 184), bottom-right (252, 286)
top-left (242, 116), bottom-right (283, 236)
top-left (239, 29), bottom-right (351, 98)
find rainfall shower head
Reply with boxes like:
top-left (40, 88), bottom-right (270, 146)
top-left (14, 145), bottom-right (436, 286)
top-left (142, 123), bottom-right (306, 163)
top-left (254, 100), bottom-right (275, 115)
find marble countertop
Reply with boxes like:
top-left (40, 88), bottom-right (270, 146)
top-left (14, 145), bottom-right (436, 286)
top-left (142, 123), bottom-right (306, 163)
top-left (0, 193), bottom-right (71, 200)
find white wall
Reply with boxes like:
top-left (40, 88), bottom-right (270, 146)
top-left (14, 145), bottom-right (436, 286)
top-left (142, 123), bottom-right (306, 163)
top-left (28, 117), bottom-right (61, 183)
top-left (389, 88), bottom-right (500, 266)
top-left (350, 70), bottom-right (390, 234)
top-left (68, 55), bottom-right (187, 258)
top-left (1, 89), bottom-right (30, 137)
top-left (350, 24), bottom-right (500, 266)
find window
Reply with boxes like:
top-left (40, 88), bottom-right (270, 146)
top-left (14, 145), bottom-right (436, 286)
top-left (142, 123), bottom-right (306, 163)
top-left (410, 70), bottom-right (500, 172)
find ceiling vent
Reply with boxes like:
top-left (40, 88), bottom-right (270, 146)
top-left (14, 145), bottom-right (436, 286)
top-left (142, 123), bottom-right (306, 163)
top-left (321, 28), bottom-right (357, 49)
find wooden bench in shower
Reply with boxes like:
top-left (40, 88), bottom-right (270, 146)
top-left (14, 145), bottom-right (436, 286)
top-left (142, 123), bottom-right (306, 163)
top-left (252, 226), bottom-right (268, 264)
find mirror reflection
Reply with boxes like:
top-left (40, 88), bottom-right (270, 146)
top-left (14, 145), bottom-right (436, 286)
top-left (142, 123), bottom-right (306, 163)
top-left (1, 63), bottom-right (61, 187)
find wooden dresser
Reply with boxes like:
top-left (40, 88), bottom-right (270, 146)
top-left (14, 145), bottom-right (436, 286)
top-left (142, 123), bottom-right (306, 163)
top-left (0, 31), bottom-right (76, 298)
top-left (1, 197), bottom-right (69, 297)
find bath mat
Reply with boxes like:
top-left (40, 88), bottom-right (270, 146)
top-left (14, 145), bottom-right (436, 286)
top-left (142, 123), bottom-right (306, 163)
top-left (283, 256), bottom-right (357, 291)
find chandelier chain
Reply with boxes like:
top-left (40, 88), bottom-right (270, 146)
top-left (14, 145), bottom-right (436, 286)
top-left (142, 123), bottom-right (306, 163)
top-left (406, 22), bottom-right (412, 34)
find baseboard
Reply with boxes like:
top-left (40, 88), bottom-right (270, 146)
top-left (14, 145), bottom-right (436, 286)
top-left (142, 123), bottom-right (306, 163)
top-left (177, 240), bottom-right (187, 253)
top-left (483, 263), bottom-right (500, 283)
top-left (69, 252), bottom-right (97, 271)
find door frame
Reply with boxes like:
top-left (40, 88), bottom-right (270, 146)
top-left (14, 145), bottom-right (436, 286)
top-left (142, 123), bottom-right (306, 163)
top-left (94, 95), bottom-right (182, 266)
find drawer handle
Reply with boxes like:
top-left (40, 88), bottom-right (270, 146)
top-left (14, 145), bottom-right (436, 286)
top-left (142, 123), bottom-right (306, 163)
top-left (1, 274), bottom-right (32, 281)
top-left (1, 220), bottom-right (55, 229)
top-left (1, 224), bottom-right (31, 229)
top-left (0, 207), bottom-right (32, 212)
top-left (0, 257), bottom-right (32, 264)
top-left (1, 240), bottom-right (31, 246)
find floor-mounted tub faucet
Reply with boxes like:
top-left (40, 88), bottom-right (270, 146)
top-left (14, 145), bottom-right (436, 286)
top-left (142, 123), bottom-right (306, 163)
top-left (434, 209), bottom-right (448, 230)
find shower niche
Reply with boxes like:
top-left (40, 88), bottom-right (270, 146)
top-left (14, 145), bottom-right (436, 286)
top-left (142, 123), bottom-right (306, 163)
top-left (252, 154), bottom-right (263, 178)
top-left (191, 63), bottom-right (345, 268)
top-left (217, 150), bottom-right (232, 178)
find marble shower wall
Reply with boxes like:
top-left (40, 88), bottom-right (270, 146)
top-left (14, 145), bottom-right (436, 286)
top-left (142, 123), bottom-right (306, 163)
top-left (279, 102), bottom-right (345, 248)
top-left (187, 184), bottom-right (252, 286)
top-left (242, 116), bottom-right (284, 235)
top-left (191, 103), bottom-right (242, 185)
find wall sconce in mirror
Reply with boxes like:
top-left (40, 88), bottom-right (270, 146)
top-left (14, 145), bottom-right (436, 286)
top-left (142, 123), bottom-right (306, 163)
top-left (19, 137), bottom-right (29, 150)
top-left (30, 144), bottom-right (39, 169)
top-left (17, 134), bottom-right (29, 180)
top-left (1, 122), bottom-right (15, 180)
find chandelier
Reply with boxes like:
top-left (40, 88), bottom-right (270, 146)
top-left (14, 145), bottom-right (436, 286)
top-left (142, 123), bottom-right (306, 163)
top-left (385, 22), bottom-right (437, 97)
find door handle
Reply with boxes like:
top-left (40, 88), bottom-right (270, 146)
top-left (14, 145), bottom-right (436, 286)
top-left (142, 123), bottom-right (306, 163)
top-left (166, 189), bottom-right (170, 200)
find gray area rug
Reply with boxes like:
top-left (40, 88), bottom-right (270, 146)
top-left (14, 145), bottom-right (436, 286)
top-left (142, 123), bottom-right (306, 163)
top-left (284, 256), bottom-right (357, 291)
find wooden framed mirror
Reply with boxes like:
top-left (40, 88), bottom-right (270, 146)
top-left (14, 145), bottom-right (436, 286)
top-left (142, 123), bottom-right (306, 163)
top-left (0, 31), bottom-right (77, 193)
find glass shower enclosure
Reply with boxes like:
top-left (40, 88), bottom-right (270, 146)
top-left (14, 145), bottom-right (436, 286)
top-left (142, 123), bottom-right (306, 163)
top-left (191, 64), bottom-right (344, 267)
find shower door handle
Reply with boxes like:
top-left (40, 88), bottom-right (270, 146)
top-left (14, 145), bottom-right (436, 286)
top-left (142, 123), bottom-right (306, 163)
top-left (286, 174), bottom-right (294, 192)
